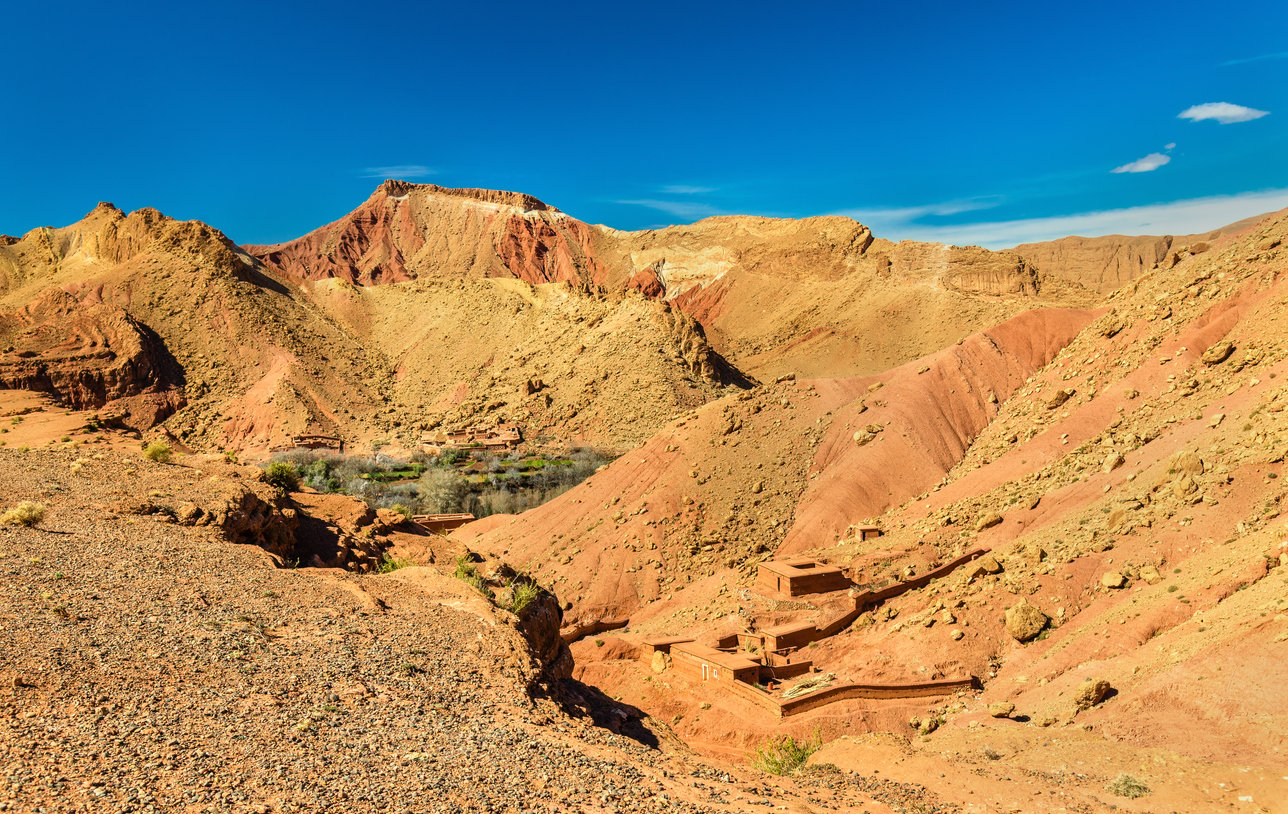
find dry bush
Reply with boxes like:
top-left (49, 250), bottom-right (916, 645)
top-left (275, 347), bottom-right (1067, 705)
top-left (1, 501), bottom-right (46, 527)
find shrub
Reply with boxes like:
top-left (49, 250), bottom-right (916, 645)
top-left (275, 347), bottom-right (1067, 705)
top-left (506, 579), bottom-right (542, 615)
top-left (377, 553), bottom-right (413, 573)
top-left (1, 501), bottom-right (45, 527)
top-left (142, 441), bottom-right (172, 463)
top-left (749, 730), bottom-right (821, 775)
top-left (389, 503), bottom-right (412, 521)
top-left (1107, 773), bottom-right (1150, 799)
top-left (263, 461), bottom-right (300, 492)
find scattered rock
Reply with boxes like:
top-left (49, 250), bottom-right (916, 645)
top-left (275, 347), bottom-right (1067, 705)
top-left (988, 702), bottom-right (1015, 718)
top-left (1100, 572), bottom-right (1125, 589)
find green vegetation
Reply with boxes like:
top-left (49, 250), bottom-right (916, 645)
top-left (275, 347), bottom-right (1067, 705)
top-left (377, 553), bottom-right (413, 573)
top-left (453, 554), bottom-right (493, 600)
top-left (749, 730), bottom-right (822, 776)
top-left (270, 447), bottom-right (615, 519)
top-left (505, 578), bottom-right (542, 615)
top-left (141, 440), bottom-right (172, 463)
top-left (1107, 773), bottom-right (1150, 799)
top-left (262, 461), bottom-right (301, 492)
top-left (1, 501), bottom-right (46, 527)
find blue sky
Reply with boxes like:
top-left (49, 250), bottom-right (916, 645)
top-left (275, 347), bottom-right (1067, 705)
top-left (1, 0), bottom-right (1285, 248)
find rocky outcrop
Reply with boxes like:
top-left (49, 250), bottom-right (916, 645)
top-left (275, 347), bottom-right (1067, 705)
top-left (656, 303), bottom-right (756, 388)
top-left (0, 289), bottom-right (182, 419)
top-left (249, 180), bottom-right (610, 288)
top-left (515, 590), bottom-right (574, 684)
top-left (1012, 211), bottom-right (1271, 292)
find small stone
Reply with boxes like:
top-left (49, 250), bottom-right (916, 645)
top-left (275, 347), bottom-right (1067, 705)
top-left (988, 702), bottom-right (1015, 718)
top-left (1101, 572), bottom-right (1126, 589)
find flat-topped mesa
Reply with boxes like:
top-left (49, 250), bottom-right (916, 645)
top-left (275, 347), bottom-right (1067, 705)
top-left (377, 180), bottom-right (557, 213)
top-left (249, 181), bottom-right (603, 287)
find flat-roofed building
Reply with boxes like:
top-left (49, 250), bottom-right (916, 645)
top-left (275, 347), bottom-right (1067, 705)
top-left (755, 558), bottom-right (850, 597)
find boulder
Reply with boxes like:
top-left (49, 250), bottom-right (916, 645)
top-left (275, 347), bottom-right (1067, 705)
top-left (1201, 341), bottom-right (1235, 366)
top-left (1046, 388), bottom-right (1075, 409)
top-left (1101, 572), bottom-right (1125, 589)
top-left (975, 513), bottom-right (1003, 532)
top-left (650, 650), bottom-right (669, 674)
top-left (1073, 678), bottom-right (1112, 711)
top-left (1005, 601), bottom-right (1049, 642)
top-left (988, 702), bottom-right (1016, 719)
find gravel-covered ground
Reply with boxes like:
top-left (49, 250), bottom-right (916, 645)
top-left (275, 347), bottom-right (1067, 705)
top-left (0, 447), bottom-right (943, 813)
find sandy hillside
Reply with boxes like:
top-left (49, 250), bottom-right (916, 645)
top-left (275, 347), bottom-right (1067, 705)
top-left (465, 211), bottom-right (1288, 811)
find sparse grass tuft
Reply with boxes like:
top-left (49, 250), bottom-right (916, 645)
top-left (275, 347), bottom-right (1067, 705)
top-left (453, 554), bottom-right (494, 600)
top-left (142, 440), bottom-right (173, 463)
top-left (749, 730), bottom-right (821, 775)
top-left (506, 579), bottom-right (542, 615)
top-left (377, 552), bottom-right (413, 573)
top-left (1, 501), bottom-right (46, 527)
top-left (263, 461), bottom-right (300, 492)
top-left (1107, 773), bottom-right (1150, 798)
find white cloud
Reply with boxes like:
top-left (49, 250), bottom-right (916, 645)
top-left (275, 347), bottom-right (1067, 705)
top-left (360, 165), bottom-right (437, 178)
top-left (834, 196), bottom-right (1002, 223)
top-left (1164, 142), bottom-right (1176, 150)
top-left (660, 184), bottom-right (716, 195)
top-left (1112, 152), bottom-right (1171, 174)
top-left (861, 188), bottom-right (1288, 249)
top-left (616, 198), bottom-right (728, 220)
top-left (1221, 51), bottom-right (1288, 67)
top-left (1178, 102), bottom-right (1269, 124)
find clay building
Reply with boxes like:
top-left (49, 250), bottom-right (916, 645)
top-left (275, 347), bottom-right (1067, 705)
top-left (668, 642), bottom-right (761, 684)
top-left (412, 513), bottom-right (476, 533)
top-left (755, 559), bottom-right (851, 597)
top-left (423, 423), bottom-right (523, 453)
top-left (850, 523), bottom-right (882, 541)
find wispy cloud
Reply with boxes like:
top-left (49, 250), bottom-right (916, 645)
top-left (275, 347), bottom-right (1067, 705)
top-left (660, 184), bottom-right (717, 195)
top-left (360, 165), bottom-right (437, 179)
top-left (836, 196), bottom-right (1002, 223)
top-left (1221, 51), bottom-right (1288, 67)
top-left (616, 198), bottom-right (728, 220)
top-left (1178, 102), bottom-right (1269, 124)
top-left (1112, 152), bottom-right (1171, 174)
top-left (858, 188), bottom-right (1288, 249)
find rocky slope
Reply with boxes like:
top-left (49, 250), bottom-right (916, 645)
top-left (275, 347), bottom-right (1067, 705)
top-left (0, 447), bottom-right (956, 813)
top-left (0, 202), bottom-right (744, 452)
top-left (253, 182), bottom-right (1097, 382)
top-left (482, 207), bottom-right (1288, 810)
top-left (1012, 210), bottom-right (1275, 293)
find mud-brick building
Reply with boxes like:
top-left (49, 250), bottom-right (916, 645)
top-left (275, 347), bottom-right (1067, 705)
top-left (667, 642), bottom-right (761, 684)
top-left (755, 559), bottom-right (851, 597)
